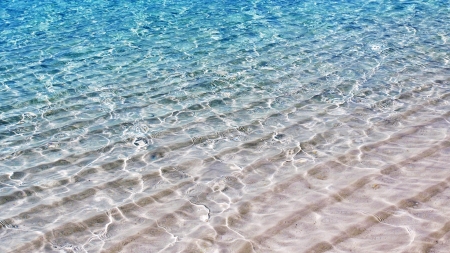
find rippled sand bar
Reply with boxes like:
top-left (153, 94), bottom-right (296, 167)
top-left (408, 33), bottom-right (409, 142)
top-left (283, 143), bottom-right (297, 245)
top-left (1, 0), bottom-right (450, 252)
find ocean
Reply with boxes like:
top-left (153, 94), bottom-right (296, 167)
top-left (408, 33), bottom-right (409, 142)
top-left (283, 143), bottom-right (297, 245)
top-left (1, 0), bottom-right (450, 252)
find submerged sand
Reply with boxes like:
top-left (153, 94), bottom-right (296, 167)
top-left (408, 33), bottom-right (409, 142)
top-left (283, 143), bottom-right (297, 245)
top-left (1, 81), bottom-right (449, 253)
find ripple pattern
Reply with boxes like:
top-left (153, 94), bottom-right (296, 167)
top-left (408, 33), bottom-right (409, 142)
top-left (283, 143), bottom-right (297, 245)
top-left (1, 0), bottom-right (450, 252)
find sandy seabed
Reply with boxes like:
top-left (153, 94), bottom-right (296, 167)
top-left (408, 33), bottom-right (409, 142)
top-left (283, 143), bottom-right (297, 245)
top-left (1, 82), bottom-right (450, 253)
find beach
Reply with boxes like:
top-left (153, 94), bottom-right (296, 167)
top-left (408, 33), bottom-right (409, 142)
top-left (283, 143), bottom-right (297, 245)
top-left (1, 0), bottom-right (449, 252)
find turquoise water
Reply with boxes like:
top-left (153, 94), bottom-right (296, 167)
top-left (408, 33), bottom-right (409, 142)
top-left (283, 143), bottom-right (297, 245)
top-left (1, 0), bottom-right (450, 252)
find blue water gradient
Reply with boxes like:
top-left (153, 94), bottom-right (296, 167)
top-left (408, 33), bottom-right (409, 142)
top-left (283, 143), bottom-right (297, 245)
top-left (0, 0), bottom-right (450, 252)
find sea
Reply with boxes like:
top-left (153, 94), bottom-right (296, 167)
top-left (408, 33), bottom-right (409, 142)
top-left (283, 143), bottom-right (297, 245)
top-left (1, 0), bottom-right (450, 252)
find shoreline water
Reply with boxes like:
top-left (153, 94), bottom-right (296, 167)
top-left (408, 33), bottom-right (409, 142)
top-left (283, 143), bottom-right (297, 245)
top-left (1, 0), bottom-right (450, 252)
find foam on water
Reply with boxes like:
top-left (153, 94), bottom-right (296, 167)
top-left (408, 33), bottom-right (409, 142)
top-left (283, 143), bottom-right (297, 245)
top-left (1, 0), bottom-right (450, 252)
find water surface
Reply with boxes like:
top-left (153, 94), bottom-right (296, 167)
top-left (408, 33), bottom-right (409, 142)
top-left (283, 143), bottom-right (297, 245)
top-left (1, 0), bottom-right (450, 252)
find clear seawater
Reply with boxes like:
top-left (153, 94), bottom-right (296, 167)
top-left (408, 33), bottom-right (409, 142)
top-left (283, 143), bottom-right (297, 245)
top-left (1, 0), bottom-right (450, 252)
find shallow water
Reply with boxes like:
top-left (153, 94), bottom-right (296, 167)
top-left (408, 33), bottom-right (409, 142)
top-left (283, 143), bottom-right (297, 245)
top-left (1, 0), bottom-right (450, 252)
